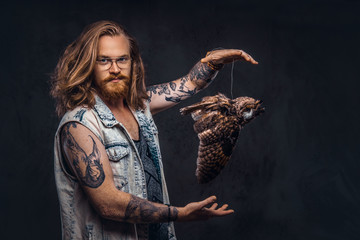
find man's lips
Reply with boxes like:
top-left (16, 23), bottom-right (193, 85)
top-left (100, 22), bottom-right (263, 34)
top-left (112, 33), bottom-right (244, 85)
top-left (104, 74), bottom-right (130, 84)
top-left (110, 79), bottom-right (121, 83)
top-left (107, 77), bottom-right (127, 83)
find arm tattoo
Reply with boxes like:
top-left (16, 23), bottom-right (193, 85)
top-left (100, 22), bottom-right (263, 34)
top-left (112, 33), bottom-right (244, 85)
top-left (164, 77), bottom-right (196, 103)
top-left (188, 61), bottom-right (217, 90)
top-left (124, 195), bottom-right (178, 223)
top-left (169, 81), bottom-right (176, 91)
top-left (146, 61), bottom-right (217, 103)
top-left (61, 123), bottom-right (105, 188)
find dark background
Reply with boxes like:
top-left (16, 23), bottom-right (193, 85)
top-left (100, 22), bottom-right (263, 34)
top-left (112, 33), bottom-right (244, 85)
top-left (1, 0), bottom-right (359, 239)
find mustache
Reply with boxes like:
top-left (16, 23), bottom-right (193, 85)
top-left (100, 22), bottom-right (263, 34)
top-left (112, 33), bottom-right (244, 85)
top-left (104, 73), bottom-right (130, 82)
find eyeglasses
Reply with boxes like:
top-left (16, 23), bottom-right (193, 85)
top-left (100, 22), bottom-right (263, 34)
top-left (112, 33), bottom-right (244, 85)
top-left (96, 56), bottom-right (131, 70)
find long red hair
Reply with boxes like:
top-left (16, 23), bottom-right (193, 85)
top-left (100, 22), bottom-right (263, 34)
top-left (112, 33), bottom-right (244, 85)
top-left (50, 20), bottom-right (148, 117)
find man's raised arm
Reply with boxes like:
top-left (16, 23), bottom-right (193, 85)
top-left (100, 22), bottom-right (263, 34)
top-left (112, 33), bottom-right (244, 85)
top-left (60, 122), bottom-right (234, 224)
top-left (147, 49), bottom-right (258, 115)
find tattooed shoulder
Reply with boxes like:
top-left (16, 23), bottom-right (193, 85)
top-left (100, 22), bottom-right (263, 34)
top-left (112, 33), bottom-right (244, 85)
top-left (61, 122), bottom-right (105, 188)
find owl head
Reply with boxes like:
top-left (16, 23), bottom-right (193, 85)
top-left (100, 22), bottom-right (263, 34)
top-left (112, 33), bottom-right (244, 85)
top-left (233, 96), bottom-right (265, 125)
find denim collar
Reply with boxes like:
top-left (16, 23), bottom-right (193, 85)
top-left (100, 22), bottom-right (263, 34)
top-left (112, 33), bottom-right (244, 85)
top-left (93, 95), bottom-right (118, 128)
top-left (93, 95), bottom-right (145, 128)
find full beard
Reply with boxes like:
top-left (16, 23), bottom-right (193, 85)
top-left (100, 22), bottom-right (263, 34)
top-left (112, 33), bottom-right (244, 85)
top-left (96, 73), bottom-right (131, 104)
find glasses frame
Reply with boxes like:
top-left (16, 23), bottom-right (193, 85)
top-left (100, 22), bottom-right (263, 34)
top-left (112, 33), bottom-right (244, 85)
top-left (96, 56), bottom-right (132, 70)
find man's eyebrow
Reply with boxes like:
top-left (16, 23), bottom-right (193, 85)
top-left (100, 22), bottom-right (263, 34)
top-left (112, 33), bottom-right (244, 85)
top-left (97, 54), bottom-right (130, 58)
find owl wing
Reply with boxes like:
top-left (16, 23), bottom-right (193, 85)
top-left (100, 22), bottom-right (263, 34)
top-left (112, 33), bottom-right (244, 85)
top-left (195, 113), bottom-right (240, 183)
top-left (180, 94), bottom-right (240, 183)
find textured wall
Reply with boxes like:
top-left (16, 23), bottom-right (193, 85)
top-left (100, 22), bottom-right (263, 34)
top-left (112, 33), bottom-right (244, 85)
top-left (1, 0), bottom-right (359, 239)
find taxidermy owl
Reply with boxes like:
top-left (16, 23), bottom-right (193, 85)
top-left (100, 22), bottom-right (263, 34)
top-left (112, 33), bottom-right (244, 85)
top-left (180, 93), bottom-right (264, 184)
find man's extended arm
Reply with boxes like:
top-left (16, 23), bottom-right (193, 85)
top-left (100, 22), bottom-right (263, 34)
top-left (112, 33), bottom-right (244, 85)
top-left (61, 122), bottom-right (233, 223)
top-left (147, 49), bottom-right (258, 115)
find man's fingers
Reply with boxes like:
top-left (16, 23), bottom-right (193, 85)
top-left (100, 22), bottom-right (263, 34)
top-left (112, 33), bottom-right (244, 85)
top-left (218, 209), bottom-right (235, 215)
top-left (198, 196), bottom-right (217, 208)
top-left (249, 56), bottom-right (258, 64)
top-left (241, 51), bottom-right (258, 64)
top-left (213, 204), bottom-right (234, 216)
top-left (201, 49), bottom-right (258, 65)
top-left (231, 50), bottom-right (258, 64)
top-left (209, 203), bottom-right (218, 210)
top-left (219, 204), bottom-right (229, 210)
top-left (206, 207), bottom-right (234, 216)
top-left (187, 196), bottom-right (235, 220)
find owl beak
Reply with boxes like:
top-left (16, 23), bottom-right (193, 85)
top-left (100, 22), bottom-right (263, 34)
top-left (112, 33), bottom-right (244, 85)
top-left (255, 103), bottom-right (265, 114)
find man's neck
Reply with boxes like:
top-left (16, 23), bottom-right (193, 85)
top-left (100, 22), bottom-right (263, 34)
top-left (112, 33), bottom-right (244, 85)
top-left (99, 95), bottom-right (127, 113)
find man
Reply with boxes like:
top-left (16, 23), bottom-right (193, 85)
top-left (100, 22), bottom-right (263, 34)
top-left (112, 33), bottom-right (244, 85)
top-left (51, 20), bottom-right (258, 240)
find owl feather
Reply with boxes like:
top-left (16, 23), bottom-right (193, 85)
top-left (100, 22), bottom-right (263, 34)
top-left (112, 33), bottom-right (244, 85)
top-left (180, 93), bottom-right (264, 184)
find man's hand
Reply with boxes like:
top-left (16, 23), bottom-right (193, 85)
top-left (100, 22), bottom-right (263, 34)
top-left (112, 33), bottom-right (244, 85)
top-left (201, 49), bottom-right (258, 65)
top-left (177, 196), bottom-right (234, 221)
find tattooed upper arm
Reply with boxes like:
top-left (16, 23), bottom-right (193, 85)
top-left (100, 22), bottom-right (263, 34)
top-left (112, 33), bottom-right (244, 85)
top-left (60, 122), bottom-right (105, 188)
top-left (60, 122), bottom-right (180, 223)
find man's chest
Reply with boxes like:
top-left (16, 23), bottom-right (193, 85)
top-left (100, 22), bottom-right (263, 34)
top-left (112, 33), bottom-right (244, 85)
top-left (113, 111), bottom-right (139, 141)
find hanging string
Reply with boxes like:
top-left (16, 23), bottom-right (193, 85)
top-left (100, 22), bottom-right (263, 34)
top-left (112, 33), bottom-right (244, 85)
top-left (230, 59), bottom-right (234, 99)
top-left (208, 47), bottom-right (235, 99)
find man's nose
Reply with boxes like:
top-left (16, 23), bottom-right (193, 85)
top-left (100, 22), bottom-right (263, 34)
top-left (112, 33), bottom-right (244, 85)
top-left (109, 61), bottom-right (121, 74)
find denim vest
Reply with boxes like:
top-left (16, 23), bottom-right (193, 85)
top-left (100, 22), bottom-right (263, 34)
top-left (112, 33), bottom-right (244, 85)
top-left (54, 95), bottom-right (176, 240)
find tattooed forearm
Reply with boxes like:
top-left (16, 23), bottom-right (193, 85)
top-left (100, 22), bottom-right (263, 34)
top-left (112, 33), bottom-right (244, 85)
top-left (61, 123), bottom-right (105, 188)
top-left (164, 77), bottom-right (197, 102)
top-left (147, 61), bottom-right (218, 104)
top-left (147, 76), bottom-right (197, 103)
top-left (124, 195), bottom-right (178, 223)
top-left (188, 61), bottom-right (217, 90)
top-left (147, 81), bottom-right (176, 97)
top-left (169, 81), bottom-right (176, 91)
top-left (165, 90), bottom-right (196, 102)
